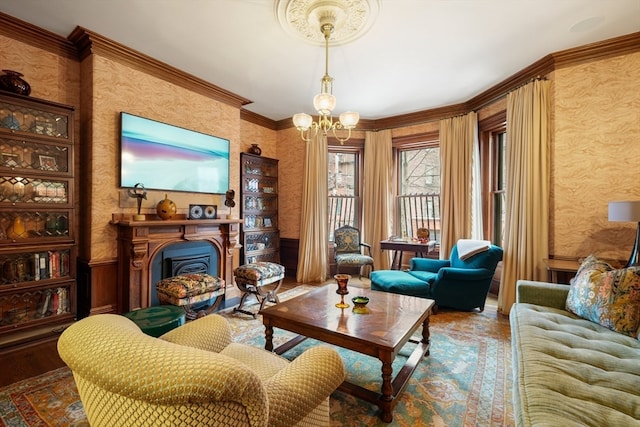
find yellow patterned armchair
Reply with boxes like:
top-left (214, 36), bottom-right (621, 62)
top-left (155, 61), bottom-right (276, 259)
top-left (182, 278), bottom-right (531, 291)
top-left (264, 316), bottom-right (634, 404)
top-left (58, 313), bottom-right (345, 427)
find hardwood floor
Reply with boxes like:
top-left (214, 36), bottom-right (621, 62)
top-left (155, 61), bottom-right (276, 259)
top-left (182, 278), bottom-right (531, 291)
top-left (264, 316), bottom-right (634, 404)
top-left (0, 339), bottom-right (66, 387)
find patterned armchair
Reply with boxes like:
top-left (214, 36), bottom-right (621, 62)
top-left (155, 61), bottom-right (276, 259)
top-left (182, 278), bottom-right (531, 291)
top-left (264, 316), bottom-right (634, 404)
top-left (333, 225), bottom-right (374, 278)
top-left (58, 313), bottom-right (345, 427)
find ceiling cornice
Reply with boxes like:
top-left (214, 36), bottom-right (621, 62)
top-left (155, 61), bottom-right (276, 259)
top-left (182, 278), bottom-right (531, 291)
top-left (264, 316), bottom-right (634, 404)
top-left (551, 31), bottom-right (640, 69)
top-left (68, 26), bottom-right (252, 110)
top-left (0, 12), bottom-right (77, 59)
top-left (240, 109), bottom-right (277, 130)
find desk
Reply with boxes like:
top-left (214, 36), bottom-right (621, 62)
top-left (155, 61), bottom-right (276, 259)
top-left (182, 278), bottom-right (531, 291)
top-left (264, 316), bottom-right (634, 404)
top-left (543, 258), bottom-right (581, 284)
top-left (380, 240), bottom-right (437, 269)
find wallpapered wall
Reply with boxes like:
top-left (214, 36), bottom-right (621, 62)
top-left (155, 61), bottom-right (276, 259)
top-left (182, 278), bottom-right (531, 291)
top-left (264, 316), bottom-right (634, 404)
top-left (85, 55), bottom-right (242, 259)
top-left (551, 52), bottom-right (640, 261)
top-left (1, 33), bottom-right (639, 266)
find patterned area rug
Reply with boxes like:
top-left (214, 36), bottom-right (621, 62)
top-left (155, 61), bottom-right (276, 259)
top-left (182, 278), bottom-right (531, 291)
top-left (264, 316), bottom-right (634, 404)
top-left (0, 285), bottom-right (513, 426)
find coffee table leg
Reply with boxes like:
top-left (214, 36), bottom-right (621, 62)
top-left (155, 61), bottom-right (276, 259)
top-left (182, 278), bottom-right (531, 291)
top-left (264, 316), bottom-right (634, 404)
top-left (379, 355), bottom-right (394, 423)
top-left (422, 312), bottom-right (431, 355)
top-left (264, 324), bottom-right (274, 352)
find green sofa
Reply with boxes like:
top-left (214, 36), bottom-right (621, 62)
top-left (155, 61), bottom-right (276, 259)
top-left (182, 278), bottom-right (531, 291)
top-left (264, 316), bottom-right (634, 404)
top-left (510, 280), bottom-right (640, 426)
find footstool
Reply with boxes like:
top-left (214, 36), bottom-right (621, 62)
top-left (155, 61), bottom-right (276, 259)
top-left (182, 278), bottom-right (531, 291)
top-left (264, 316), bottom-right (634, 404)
top-left (155, 273), bottom-right (225, 320)
top-left (370, 269), bottom-right (432, 299)
top-left (123, 305), bottom-right (185, 337)
top-left (233, 262), bottom-right (285, 317)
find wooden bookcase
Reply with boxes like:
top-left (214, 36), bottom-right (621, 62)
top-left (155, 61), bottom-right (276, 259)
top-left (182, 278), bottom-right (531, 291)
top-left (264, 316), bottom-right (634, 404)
top-left (240, 153), bottom-right (280, 264)
top-left (0, 92), bottom-right (76, 351)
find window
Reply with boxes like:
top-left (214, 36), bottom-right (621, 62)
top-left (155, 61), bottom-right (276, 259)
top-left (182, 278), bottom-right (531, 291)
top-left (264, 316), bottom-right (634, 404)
top-left (328, 149), bottom-right (360, 240)
top-left (479, 112), bottom-right (507, 247)
top-left (395, 135), bottom-right (441, 242)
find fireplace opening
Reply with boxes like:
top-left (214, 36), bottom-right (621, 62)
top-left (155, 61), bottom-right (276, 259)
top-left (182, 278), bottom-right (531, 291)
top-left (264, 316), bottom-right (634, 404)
top-left (150, 241), bottom-right (219, 307)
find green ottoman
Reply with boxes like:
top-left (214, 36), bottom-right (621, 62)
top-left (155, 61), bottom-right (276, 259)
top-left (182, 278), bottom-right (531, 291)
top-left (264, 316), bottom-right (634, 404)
top-left (123, 305), bottom-right (185, 337)
top-left (370, 270), bottom-right (432, 299)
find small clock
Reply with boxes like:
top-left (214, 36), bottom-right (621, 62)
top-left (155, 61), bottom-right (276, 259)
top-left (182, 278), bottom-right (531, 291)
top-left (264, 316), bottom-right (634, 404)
top-left (189, 204), bottom-right (217, 220)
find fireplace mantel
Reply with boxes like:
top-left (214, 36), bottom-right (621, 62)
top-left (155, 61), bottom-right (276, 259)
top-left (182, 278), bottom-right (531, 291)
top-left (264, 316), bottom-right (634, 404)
top-left (111, 214), bottom-right (242, 312)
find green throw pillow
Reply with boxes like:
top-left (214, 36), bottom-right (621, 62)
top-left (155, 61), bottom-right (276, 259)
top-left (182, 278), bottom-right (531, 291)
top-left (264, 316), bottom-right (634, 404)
top-left (565, 255), bottom-right (640, 338)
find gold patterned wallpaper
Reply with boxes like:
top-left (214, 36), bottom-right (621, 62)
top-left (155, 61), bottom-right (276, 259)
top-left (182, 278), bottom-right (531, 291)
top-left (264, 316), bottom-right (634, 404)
top-left (88, 55), bottom-right (242, 259)
top-left (551, 52), bottom-right (640, 262)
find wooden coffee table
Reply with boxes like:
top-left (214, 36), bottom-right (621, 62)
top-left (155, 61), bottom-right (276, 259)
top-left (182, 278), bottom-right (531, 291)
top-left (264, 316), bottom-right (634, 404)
top-left (260, 285), bottom-right (435, 423)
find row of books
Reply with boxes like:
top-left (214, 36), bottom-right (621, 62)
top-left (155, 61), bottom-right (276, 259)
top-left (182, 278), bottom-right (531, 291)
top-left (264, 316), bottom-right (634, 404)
top-left (38, 287), bottom-right (69, 316)
top-left (1, 250), bottom-right (70, 283)
top-left (34, 251), bottom-right (70, 280)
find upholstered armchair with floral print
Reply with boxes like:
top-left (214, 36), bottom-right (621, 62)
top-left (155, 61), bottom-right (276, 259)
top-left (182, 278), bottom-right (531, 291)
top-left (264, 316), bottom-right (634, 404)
top-left (58, 313), bottom-right (345, 427)
top-left (333, 225), bottom-right (374, 278)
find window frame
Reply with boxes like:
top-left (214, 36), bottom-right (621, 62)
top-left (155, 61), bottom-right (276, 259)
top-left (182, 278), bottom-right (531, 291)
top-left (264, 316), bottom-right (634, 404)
top-left (327, 143), bottom-right (363, 240)
top-left (392, 131), bottom-right (440, 238)
top-left (479, 111), bottom-right (507, 246)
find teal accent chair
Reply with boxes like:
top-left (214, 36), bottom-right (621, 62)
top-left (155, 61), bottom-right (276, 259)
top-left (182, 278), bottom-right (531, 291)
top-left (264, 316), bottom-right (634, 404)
top-left (371, 243), bottom-right (503, 311)
top-left (333, 225), bottom-right (374, 279)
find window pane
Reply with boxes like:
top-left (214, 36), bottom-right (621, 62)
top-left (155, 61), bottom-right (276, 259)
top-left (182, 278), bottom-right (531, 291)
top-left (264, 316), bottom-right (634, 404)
top-left (328, 151), bottom-right (358, 240)
top-left (399, 148), bottom-right (440, 194)
top-left (491, 130), bottom-right (506, 246)
top-left (328, 152), bottom-right (356, 196)
top-left (397, 147), bottom-right (441, 241)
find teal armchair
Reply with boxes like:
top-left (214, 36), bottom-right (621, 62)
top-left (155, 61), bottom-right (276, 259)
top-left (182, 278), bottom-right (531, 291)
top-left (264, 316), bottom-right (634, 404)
top-left (371, 242), bottom-right (503, 312)
top-left (410, 244), bottom-right (503, 311)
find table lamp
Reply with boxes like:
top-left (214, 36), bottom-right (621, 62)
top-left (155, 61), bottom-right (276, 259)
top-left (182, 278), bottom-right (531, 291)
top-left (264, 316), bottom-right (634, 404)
top-left (608, 200), bottom-right (640, 267)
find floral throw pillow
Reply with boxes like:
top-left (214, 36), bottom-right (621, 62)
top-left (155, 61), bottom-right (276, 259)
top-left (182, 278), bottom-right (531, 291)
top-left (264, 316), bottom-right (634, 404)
top-left (565, 255), bottom-right (640, 338)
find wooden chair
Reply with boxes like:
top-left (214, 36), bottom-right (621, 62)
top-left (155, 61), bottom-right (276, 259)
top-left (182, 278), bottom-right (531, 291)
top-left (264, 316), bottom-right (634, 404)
top-left (333, 225), bottom-right (374, 279)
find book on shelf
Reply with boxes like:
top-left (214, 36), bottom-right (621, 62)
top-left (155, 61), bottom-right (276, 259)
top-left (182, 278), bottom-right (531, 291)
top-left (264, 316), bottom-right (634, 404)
top-left (38, 289), bottom-right (52, 316)
top-left (34, 253), bottom-right (40, 280)
top-left (59, 251), bottom-right (69, 276)
top-left (49, 251), bottom-right (60, 278)
top-left (38, 252), bottom-right (49, 280)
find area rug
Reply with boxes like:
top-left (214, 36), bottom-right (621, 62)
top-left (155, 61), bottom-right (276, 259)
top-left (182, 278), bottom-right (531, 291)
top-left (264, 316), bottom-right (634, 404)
top-left (0, 285), bottom-right (513, 427)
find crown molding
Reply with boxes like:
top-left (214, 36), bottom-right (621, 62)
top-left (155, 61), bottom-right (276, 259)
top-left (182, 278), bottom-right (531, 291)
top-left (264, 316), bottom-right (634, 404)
top-left (68, 26), bottom-right (252, 110)
top-left (551, 31), bottom-right (640, 69)
top-left (241, 109), bottom-right (277, 130)
top-left (0, 12), bottom-right (77, 59)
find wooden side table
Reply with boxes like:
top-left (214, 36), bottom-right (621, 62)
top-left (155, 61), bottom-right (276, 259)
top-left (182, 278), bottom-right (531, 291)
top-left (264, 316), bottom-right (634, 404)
top-left (380, 240), bottom-right (438, 269)
top-left (543, 258), bottom-right (581, 284)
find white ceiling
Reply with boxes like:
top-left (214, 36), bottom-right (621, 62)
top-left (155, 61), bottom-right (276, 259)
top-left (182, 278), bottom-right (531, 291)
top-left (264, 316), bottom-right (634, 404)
top-left (1, 0), bottom-right (639, 121)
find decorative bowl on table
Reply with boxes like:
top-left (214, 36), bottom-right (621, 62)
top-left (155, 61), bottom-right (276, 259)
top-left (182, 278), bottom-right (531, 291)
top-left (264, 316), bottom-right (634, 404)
top-left (352, 296), bottom-right (370, 314)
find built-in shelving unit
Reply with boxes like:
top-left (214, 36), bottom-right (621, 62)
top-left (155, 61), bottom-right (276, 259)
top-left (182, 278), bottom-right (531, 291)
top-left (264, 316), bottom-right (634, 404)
top-left (240, 153), bottom-right (279, 264)
top-left (0, 92), bottom-right (76, 351)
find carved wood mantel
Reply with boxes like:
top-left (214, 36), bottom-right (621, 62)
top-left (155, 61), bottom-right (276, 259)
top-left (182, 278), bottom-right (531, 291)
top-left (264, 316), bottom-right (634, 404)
top-left (111, 215), bottom-right (242, 312)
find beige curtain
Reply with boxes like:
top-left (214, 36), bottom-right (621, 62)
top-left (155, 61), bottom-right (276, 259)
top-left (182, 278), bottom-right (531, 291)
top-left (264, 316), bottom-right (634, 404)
top-left (296, 132), bottom-right (328, 284)
top-left (363, 129), bottom-right (393, 271)
top-left (498, 79), bottom-right (550, 315)
top-left (439, 112), bottom-right (477, 258)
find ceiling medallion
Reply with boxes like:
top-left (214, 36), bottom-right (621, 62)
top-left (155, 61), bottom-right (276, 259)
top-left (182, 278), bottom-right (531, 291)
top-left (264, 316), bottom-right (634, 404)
top-left (275, 0), bottom-right (380, 46)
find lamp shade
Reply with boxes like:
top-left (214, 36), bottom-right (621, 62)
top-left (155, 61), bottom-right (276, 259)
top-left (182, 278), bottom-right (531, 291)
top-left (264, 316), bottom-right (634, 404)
top-left (293, 113), bottom-right (313, 130)
top-left (608, 201), bottom-right (640, 222)
top-left (313, 92), bottom-right (336, 115)
top-left (339, 111), bottom-right (360, 129)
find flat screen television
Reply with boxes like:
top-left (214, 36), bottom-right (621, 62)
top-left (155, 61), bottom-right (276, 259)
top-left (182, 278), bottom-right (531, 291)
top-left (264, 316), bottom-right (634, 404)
top-left (120, 112), bottom-right (230, 195)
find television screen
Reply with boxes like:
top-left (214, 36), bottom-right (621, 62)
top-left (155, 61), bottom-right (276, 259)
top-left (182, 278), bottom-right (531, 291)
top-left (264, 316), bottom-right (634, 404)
top-left (120, 112), bottom-right (230, 194)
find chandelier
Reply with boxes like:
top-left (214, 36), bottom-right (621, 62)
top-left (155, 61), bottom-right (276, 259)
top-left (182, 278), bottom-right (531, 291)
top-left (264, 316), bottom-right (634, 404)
top-left (292, 18), bottom-right (359, 144)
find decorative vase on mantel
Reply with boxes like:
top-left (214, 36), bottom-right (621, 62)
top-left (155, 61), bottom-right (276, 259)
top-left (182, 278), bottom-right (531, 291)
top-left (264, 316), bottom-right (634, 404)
top-left (248, 144), bottom-right (262, 156)
top-left (0, 70), bottom-right (31, 96)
